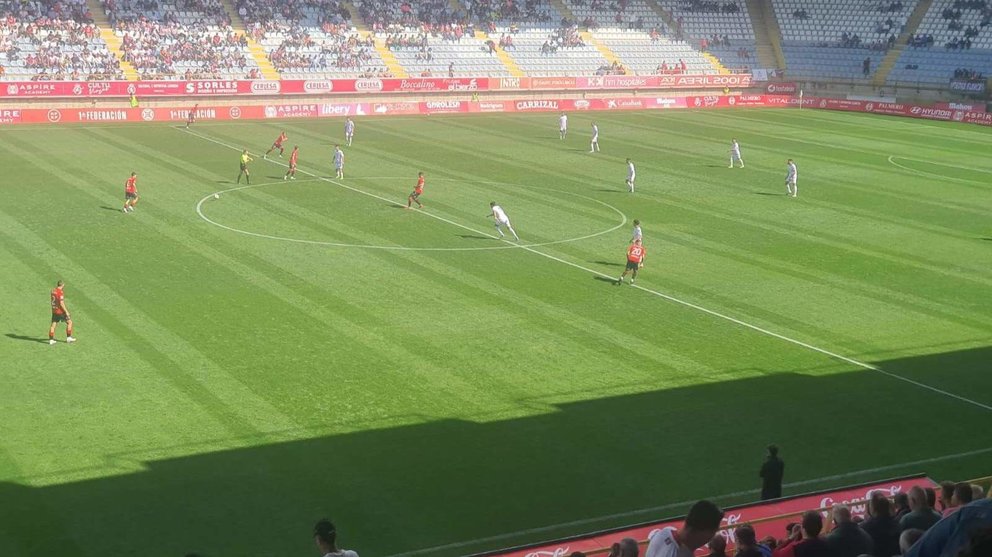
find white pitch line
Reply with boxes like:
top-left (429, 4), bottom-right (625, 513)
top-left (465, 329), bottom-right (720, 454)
top-left (385, 446), bottom-right (992, 557)
top-left (886, 156), bottom-right (990, 186)
top-left (195, 175), bottom-right (627, 251)
top-left (178, 126), bottom-right (992, 414)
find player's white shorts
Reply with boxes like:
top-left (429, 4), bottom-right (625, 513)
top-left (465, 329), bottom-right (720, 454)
top-left (497, 218), bottom-right (511, 227)
top-left (787, 178), bottom-right (796, 186)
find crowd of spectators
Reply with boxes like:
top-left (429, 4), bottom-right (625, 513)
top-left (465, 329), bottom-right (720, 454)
top-left (539, 24), bottom-right (585, 54)
top-left (953, 67), bottom-right (984, 82)
top-left (104, 0), bottom-right (262, 79)
top-left (461, 0), bottom-right (554, 26)
top-left (573, 480), bottom-right (991, 557)
top-left (356, 0), bottom-right (459, 31)
top-left (0, 0), bottom-right (125, 80)
top-left (681, 1), bottom-right (740, 14)
top-left (238, 0), bottom-right (378, 76)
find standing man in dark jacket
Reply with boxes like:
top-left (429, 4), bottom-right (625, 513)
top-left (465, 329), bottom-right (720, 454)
top-left (760, 444), bottom-right (785, 500)
top-left (861, 492), bottom-right (901, 557)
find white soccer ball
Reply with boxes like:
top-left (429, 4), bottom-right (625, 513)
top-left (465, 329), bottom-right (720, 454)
top-left (214, 193), bottom-right (220, 199)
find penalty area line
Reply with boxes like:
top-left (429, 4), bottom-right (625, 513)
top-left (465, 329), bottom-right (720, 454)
top-left (385, 446), bottom-right (992, 557)
top-left (178, 126), bottom-right (992, 415)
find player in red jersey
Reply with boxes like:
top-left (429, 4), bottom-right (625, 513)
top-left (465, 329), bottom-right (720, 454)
top-left (122, 171), bottom-right (138, 213)
top-left (186, 104), bottom-right (198, 129)
top-left (284, 146), bottom-right (299, 180)
top-left (407, 171), bottom-right (425, 209)
top-left (617, 238), bottom-right (645, 285)
top-left (264, 131), bottom-right (288, 159)
top-left (48, 280), bottom-right (76, 345)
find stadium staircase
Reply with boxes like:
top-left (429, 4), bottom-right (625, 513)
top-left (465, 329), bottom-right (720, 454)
top-left (579, 31), bottom-right (626, 68)
top-left (745, 0), bottom-right (785, 70)
top-left (474, 31), bottom-right (526, 77)
top-left (340, 2), bottom-right (408, 77)
top-left (218, 0), bottom-right (280, 79)
top-left (547, 0), bottom-right (626, 71)
top-left (872, 0), bottom-right (934, 86)
top-left (86, 0), bottom-right (138, 80)
top-left (640, 0), bottom-right (730, 74)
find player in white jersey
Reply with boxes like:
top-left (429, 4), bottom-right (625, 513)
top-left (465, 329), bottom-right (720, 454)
top-left (729, 138), bottom-right (744, 168)
top-left (631, 219), bottom-right (642, 243)
top-left (589, 122), bottom-right (600, 153)
top-left (345, 117), bottom-right (355, 146)
top-left (559, 112), bottom-right (568, 140)
top-left (785, 158), bottom-right (797, 197)
top-left (333, 145), bottom-right (345, 179)
top-left (489, 201), bottom-right (519, 241)
top-left (625, 158), bottom-right (636, 193)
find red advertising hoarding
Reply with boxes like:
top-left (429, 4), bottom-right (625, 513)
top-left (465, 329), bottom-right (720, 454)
top-left (2, 94), bottom-right (988, 128)
top-left (488, 476), bottom-right (935, 557)
top-left (0, 74), bottom-right (753, 98)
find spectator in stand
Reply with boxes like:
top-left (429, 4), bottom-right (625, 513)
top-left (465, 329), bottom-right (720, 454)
top-left (925, 487), bottom-right (938, 510)
top-left (314, 519), bottom-right (358, 557)
top-left (944, 482), bottom-right (975, 517)
top-left (825, 505), bottom-right (874, 557)
top-left (774, 512), bottom-right (828, 557)
top-left (893, 493), bottom-right (911, 521)
top-left (645, 500), bottom-right (725, 557)
top-left (900, 486), bottom-right (942, 532)
top-left (705, 535), bottom-right (728, 557)
top-left (939, 481), bottom-right (956, 513)
top-left (905, 499), bottom-right (992, 557)
top-left (760, 444), bottom-right (785, 500)
top-left (974, 484), bottom-right (988, 501)
top-left (861, 492), bottom-right (901, 557)
top-left (899, 529), bottom-right (924, 555)
top-left (608, 537), bottom-right (639, 557)
top-left (734, 525), bottom-right (763, 557)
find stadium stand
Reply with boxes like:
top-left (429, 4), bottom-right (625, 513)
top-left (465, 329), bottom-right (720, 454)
top-left (561, 0), bottom-right (721, 75)
top-left (239, 0), bottom-right (389, 79)
top-left (772, 0), bottom-right (917, 81)
top-left (887, 0), bottom-right (992, 86)
top-left (103, 0), bottom-right (261, 80)
top-left (0, 0), bottom-right (123, 80)
top-left (653, 0), bottom-right (757, 70)
top-left (354, 0), bottom-right (511, 77)
top-left (454, 0), bottom-right (614, 77)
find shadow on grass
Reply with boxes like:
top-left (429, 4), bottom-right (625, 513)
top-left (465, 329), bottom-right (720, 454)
top-left (593, 189), bottom-right (627, 193)
top-left (1, 348), bottom-right (991, 557)
top-left (753, 192), bottom-right (784, 196)
top-left (99, 206), bottom-right (123, 212)
top-left (459, 235), bottom-right (492, 241)
top-left (592, 261), bottom-right (624, 267)
top-left (5, 333), bottom-right (50, 344)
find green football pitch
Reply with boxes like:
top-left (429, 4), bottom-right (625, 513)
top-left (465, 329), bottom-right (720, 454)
top-left (1, 108), bottom-right (991, 557)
